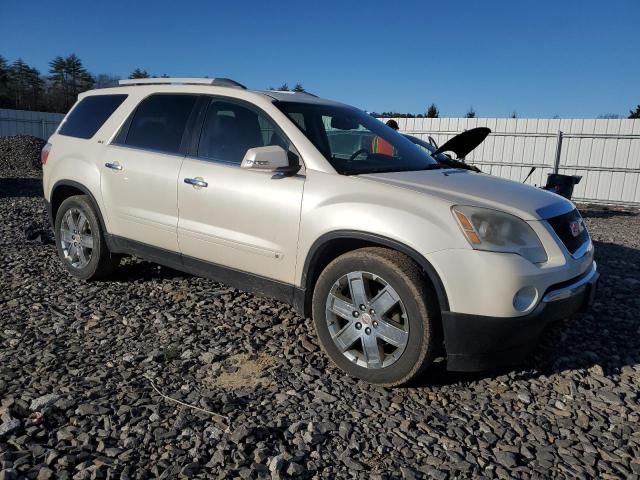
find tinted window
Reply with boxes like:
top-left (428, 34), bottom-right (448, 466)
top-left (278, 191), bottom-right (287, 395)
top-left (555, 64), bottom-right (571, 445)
top-left (124, 94), bottom-right (198, 154)
top-left (59, 94), bottom-right (127, 139)
top-left (197, 100), bottom-right (288, 164)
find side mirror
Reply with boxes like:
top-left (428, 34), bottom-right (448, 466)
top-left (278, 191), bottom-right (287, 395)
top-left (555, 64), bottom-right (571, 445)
top-left (241, 145), bottom-right (289, 171)
top-left (241, 145), bottom-right (301, 177)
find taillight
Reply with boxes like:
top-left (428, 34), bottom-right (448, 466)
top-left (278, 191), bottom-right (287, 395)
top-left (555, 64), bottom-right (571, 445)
top-left (41, 143), bottom-right (52, 166)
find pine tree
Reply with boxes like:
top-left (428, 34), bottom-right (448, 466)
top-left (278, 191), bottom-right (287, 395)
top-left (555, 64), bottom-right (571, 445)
top-left (48, 54), bottom-right (93, 111)
top-left (465, 107), bottom-right (476, 118)
top-left (9, 59), bottom-right (32, 109)
top-left (65, 53), bottom-right (94, 99)
top-left (48, 55), bottom-right (69, 111)
top-left (629, 105), bottom-right (640, 119)
top-left (48, 56), bottom-right (67, 88)
top-left (25, 66), bottom-right (44, 110)
top-left (426, 103), bottom-right (439, 118)
top-left (129, 68), bottom-right (150, 79)
top-left (0, 55), bottom-right (11, 107)
top-left (292, 83), bottom-right (305, 92)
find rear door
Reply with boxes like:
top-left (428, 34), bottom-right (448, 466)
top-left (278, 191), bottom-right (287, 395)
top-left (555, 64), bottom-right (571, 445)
top-left (101, 94), bottom-right (199, 252)
top-left (177, 97), bottom-right (304, 284)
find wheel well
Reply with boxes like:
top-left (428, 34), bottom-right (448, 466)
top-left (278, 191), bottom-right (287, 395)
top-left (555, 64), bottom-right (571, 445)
top-left (50, 181), bottom-right (109, 238)
top-left (301, 234), bottom-right (449, 318)
top-left (51, 184), bottom-right (86, 221)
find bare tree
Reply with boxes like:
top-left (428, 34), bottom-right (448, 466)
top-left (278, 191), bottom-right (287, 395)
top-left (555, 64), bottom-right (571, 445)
top-left (94, 74), bottom-right (120, 89)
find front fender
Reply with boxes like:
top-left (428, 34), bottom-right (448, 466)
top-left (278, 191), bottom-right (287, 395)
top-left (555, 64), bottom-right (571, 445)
top-left (296, 170), bottom-right (470, 310)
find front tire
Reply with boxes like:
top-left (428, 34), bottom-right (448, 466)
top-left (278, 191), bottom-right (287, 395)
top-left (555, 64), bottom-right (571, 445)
top-left (54, 195), bottom-right (119, 280)
top-left (312, 247), bottom-right (439, 386)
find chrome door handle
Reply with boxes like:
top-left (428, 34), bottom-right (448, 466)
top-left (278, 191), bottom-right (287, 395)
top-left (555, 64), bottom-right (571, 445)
top-left (184, 177), bottom-right (208, 188)
top-left (105, 162), bottom-right (122, 171)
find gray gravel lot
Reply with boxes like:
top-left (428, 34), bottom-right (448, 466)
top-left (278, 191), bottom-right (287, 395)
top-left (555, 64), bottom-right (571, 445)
top-left (1, 139), bottom-right (639, 479)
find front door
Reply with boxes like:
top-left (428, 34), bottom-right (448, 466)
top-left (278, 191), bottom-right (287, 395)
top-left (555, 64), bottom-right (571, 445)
top-left (101, 93), bottom-right (199, 252)
top-left (177, 98), bottom-right (304, 284)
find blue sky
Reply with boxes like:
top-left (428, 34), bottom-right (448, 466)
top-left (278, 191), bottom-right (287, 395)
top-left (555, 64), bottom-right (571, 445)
top-left (1, 0), bottom-right (638, 118)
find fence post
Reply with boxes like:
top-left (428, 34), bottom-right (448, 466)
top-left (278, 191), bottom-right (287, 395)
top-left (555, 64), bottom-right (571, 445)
top-left (41, 119), bottom-right (46, 139)
top-left (553, 130), bottom-right (563, 174)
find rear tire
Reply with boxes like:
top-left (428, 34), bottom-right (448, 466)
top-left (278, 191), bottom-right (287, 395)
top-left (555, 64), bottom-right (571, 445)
top-left (312, 247), bottom-right (438, 386)
top-left (54, 195), bottom-right (119, 280)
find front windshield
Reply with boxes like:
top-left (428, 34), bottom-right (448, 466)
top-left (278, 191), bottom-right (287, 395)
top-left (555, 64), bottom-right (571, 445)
top-left (274, 101), bottom-right (438, 175)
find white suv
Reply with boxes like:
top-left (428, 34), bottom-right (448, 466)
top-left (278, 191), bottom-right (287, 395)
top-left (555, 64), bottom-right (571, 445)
top-left (42, 78), bottom-right (598, 385)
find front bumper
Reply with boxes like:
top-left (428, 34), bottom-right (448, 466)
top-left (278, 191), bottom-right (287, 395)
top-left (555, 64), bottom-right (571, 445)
top-left (442, 262), bottom-right (599, 372)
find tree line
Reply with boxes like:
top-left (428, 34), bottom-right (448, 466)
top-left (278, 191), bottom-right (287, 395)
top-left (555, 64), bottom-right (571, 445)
top-left (373, 105), bottom-right (640, 119)
top-left (0, 54), bottom-right (101, 113)
top-left (0, 55), bottom-right (175, 113)
top-left (370, 104), bottom-right (479, 119)
top-left (0, 53), bottom-right (308, 113)
top-left (1, 53), bottom-right (639, 118)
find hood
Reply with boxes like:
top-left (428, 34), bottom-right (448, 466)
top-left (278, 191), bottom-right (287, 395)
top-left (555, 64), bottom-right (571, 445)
top-left (433, 127), bottom-right (491, 159)
top-left (361, 169), bottom-right (574, 221)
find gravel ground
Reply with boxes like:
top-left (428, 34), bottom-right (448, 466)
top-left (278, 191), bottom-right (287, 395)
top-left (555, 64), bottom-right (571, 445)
top-left (1, 139), bottom-right (639, 479)
top-left (0, 136), bottom-right (45, 178)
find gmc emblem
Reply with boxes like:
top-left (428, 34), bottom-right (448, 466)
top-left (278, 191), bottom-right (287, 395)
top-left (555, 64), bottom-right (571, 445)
top-left (569, 219), bottom-right (584, 237)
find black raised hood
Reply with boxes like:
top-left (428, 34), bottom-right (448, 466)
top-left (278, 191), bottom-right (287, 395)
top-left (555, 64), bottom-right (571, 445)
top-left (433, 127), bottom-right (491, 159)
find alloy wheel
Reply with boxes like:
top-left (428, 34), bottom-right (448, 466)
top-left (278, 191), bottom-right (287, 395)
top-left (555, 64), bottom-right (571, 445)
top-left (325, 271), bottom-right (409, 369)
top-left (59, 207), bottom-right (94, 269)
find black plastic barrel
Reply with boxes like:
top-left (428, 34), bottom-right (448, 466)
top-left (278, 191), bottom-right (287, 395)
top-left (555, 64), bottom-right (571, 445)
top-left (545, 174), bottom-right (582, 200)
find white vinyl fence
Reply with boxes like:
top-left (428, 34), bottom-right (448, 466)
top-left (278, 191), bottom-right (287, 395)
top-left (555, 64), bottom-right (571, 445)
top-left (0, 108), bottom-right (64, 139)
top-left (1, 107), bottom-right (639, 206)
top-left (384, 117), bottom-right (640, 207)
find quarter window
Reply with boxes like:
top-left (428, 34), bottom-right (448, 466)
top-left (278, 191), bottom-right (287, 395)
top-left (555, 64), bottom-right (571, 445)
top-left (123, 94), bottom-right (198, 154)
top-left (59, 94), bottom-right (127, 139)
top-left (197, 100), bottom-right (288, 165)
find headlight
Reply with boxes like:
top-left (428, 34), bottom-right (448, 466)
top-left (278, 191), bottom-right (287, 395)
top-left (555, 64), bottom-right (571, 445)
top-left (452, 205), bottom-right (547, 264)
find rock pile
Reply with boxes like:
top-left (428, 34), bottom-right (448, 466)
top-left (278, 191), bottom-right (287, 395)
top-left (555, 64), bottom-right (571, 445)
top-left (0, 135), bottom-right (46, 177)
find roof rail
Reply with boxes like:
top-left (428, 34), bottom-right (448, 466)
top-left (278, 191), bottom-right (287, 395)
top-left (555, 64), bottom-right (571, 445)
top-left (264, 89), bottom-right (318, 97)
top-left (118, 77), bottom-right (247, 89)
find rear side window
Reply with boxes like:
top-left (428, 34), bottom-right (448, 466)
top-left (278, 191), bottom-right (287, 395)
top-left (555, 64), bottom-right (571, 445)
top-left (58, 94), bottom-right (127, 139)
top-left (122, 94), bottom-right (198, 154)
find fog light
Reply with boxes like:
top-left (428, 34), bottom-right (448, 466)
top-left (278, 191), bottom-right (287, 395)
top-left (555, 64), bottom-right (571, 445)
top-left (513, 286), bottom-right (538, 312)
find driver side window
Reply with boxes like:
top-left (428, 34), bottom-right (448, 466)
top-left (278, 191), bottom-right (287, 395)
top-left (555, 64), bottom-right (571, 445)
top-left (197, 100), bottom-right (288, 165)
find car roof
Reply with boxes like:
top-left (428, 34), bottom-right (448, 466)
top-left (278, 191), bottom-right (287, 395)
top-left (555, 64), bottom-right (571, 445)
top-left (259, 90), bottom-right (347, 107)
top-left (81, 77), bottom-right (348, 108)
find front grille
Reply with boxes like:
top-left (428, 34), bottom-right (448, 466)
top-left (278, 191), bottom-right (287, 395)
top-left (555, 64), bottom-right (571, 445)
top-left (547, 209), bottom-right (589, 255)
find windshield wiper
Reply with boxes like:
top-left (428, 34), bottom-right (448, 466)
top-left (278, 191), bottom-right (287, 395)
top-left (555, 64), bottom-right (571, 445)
top-left (422, 164), bottom-right (446, 170)
top-left (349, 165), bottom-right (440, 175)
